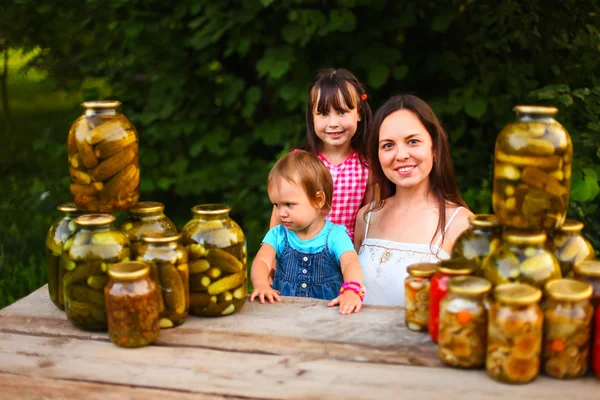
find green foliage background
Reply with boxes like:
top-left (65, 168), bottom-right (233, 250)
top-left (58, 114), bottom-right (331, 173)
top-left (1, 0), bottom-right (599, 308)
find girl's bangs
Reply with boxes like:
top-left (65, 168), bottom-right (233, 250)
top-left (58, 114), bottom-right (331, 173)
top-left (312, 80), bottom-right (357, 113)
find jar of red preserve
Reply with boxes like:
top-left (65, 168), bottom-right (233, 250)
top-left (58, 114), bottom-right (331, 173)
top-left (429, 259), bottom-right (477, 343)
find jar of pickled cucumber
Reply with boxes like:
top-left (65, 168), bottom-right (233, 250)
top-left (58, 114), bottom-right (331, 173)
top-left (68, 100), bottom-right (139, 213)
top-left (487, 283), bottom-right (543, 384)
top-left (451, 214), bottom-right (502, 269)
top-left (438, 277), bottom-right (491, 368)
top-left (137, 232), bottom-right (189, 329)
top-left (181, 204), bottom-right (247, 317)
top-left (573, 260), bottom-right (600, 308)
top-left (64, 214), bottom-right (130, 331)
top-left (542, 279), bottom-right (593, 378)
top-left (45, 203), bottom-right (81, 310)
top-left (404, 263), bottom-right (436, 332)
top-left (429, 259), bottom-right (478, 343)
top-left (121, 201), bottom-right (178, 257)
top-left (493, 105), bottom-right (572, 230)
top-left (481, 230), bottom-right (561, 289)
top-left (593, 306), bottom-right (600, 378)
top-left (547, 219), bottom-right (594, 277)
top-left (105, 261), bottom-right (160, 347)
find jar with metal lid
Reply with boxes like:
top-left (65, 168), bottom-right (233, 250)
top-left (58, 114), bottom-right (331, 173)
top-left (573, 260), bottom-right (600, 308)
top-left (593, 306), bottom-right (600, 378)
top-left (439, 277), bottom-right (491, 368)
top-left (68, 100), bottom-right (140, 212)
top-left (542, 279), bottom-right (593, 378)
top-left (181, 204), bottom-right (247, 317)
top-left (404, 263), bottom-right (436, 332)
top-left (450, 214), bottom-right (502, 269)
top-left (120, 201), bottom-right (178, 256)
top-left (105, 261), bottom-right (160, 347)
top-left (547, 219), bottom-right (594, 277)
top-left (481, 230), bottom-right (561, 289)
top-left (429, 259), bottom-right (477, 343)
top-left (493, 105), bottom-right (572, 230)
top-left (45, 203), bottom-right (81, 310)
top-left (137, 232), bottom-right (189, 329)
top-left (487, 283), bottom-right (543, 384)
top-left (64, 214), bottom-right (130, 331)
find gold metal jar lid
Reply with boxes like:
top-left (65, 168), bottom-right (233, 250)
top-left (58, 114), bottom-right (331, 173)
top-left (494, 283), bottom-right (541, 305)
top-left (131, 201), bottom-right (165, 214)
top-left (75, 214), bottom-right (115, 226)
top-left (191, 204), bottom-right (231, 215)
top-left (503, 230), bottom-right (546, 245)
top-left (468, 214), bottom-right (499, 228)
top-left (436, 258), bottom-right (478, 275)
top-left (573, 260), bottom-right (600, 278)
top-left (82, 100), bottom-right (121, 109)
top-left (407, 263), bottom-right (437, 278)
top-left (558, 219), bottom-right (584, 233)
top-left (545, 279), bottom-right (593, 302)
top-left (142, 231), bottom-right (181, 243)
top-left (448, 276), bottom-right (492, 296)
top-left (108, 261), bottom-right (149, 281)
top-left (513, 105), bottom-right (558, 115)
top-left (57, 203), bottom-right (78, 213)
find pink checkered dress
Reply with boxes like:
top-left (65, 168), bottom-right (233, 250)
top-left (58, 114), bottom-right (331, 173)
top-left (317, 151), bottom-right (369, 241)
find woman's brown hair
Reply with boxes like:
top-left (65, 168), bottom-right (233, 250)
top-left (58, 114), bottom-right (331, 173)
top-left (367, 94), bottom-right (468, 250)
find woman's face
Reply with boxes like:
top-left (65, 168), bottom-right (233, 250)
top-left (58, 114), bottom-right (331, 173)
top-left (378, 109), bottom-right (434, 191)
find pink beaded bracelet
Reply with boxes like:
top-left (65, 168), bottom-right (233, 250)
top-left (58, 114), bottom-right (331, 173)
top-left (339, 281), bottom-right (365, 302)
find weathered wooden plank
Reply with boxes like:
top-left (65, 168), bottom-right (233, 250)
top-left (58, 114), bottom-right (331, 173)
top-left (0, 332), bottom-right (596, 400)
top-left (0, 372), bottom-right (225, 399)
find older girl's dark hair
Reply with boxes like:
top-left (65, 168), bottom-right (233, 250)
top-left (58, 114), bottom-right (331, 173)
top-left (303, 68), bottom-right (372, 163)
top-left (368, 94), bottom-right (468, 250)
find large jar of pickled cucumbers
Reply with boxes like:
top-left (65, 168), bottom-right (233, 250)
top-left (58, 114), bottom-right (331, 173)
top-left (404, 263), bottom-right (436, 332)
top-left (45, 203), bottom-right (81, 310)
top-left (438, 277), bottom-right (491, 368)
top-left (573, 260), bottom-right (600, 308)
top-left (481, 230), bottom-right (561, 289)
top-left (181, 204), bottom-right (247, 317)
top-left (64, 214), bottom-right (130, 331)
top-left (121, 201), bottom-right (178, 257)
top-left (487, 283), bottom-right (543, 384)
top-left (493, 105), bottom-right (572, 230)
top-left (542, 279), bottom-right (593, 378)
top-left (450, 214), bottom-right (502, 269)
top-left (137, 232), bottom-right (189, 329)
top-left (547, 219), bottom-right (594, 277)
top-left (105, 262), bottom-right (160, 347)
top-left (68, 100), bottom-right (139, 213)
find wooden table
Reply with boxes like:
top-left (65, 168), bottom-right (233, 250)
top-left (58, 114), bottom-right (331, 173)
top-left (0, 286), bottom-right (597, 399)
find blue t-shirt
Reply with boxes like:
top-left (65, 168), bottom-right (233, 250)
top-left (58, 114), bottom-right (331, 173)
top-left (262, 220), bottom-right (355, 263)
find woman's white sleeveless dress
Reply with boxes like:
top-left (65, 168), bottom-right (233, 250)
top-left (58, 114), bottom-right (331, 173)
top-left (358, 206), bottom-right (464, 306)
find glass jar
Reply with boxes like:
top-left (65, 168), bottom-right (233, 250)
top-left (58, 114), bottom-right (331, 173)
top-left (542, 279), bottom-right (593, 378)
top-left (487, 283), bottom-right (543, 384)
top-left (450, 214), bottom-right (502, 269)
top-left (481, 230), bottom-right (561, 289)
top-left (573, 260), bottom-right (600, 308)
top-left (593, 306), bottom-right (600, 378)
top-left (438, 277), bottom-right (491, 368)
top-left (45, 203), bottom-right (81, 310)
top-left (547, 219), bottom-right (594, 277)
top-left (121, 201), bottom-right (178, 257)
top-left (64, 214), bottom-right (130, 331)
top-left (105, 261), bottom-right (160, 347)
top-left (404, 263), bottom-right (436, 332)
top-left (68, 100), bottom-right (139, 212)
top-left (137, 232), bottom-right (189, 328)
top-left (429, 259), bottom-right (477, 343)
top-left (180, 204), bottom-right (247, 317)
top-left (493, 106), bottom-right (572, 230)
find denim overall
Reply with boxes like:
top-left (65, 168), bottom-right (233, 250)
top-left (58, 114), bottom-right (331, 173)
top-left (272, 229), bottom-right (344, 301)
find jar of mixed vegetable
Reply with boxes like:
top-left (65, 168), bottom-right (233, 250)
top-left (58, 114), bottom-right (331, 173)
top-left (404, 263), bottom-right (436, 332)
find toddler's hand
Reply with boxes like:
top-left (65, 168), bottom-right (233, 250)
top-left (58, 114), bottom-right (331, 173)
top-left (327, 291), bottom-right (362, 315)
top-left (250, 285), bottom-right (282, 304)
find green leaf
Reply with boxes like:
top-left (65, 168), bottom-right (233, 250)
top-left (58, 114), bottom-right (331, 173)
top-left (583, 167), bottom-right (598, 180)
top-left (256, 47), bottom-right (295, 79)
top-left (558, 94), bottom-right (574, 107)
top-left (431, 13), bottom-right (455, 32)
top-left (465, 99), bottom-right (487, 119)
top-left (367, 64), bottom-right (390, 89)
top-left (282, 23), bottom-right (303, 43)
top-left (571, 174), bottom-right (600, 202)
top-left (392, 65), bottom-right (409, 80)
top-left (261, 0), bottom-right (275, 6)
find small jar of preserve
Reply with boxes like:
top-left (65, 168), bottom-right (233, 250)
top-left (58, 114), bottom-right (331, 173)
top-left (450, 214), bottom-right (502, 269)
top-left (548, 219), bottom-right (594, 277)
top-left (120, 201), bottom-right (178, 257)
top-left (404, 263), bottom-right (437, 332)
top-left (573, 260), bottom-right (600, 308)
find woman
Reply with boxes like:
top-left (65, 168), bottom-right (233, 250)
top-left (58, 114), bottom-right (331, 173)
top-left (354, 95), bottom-right (472, 306)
